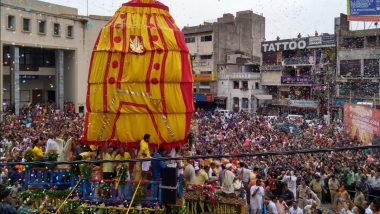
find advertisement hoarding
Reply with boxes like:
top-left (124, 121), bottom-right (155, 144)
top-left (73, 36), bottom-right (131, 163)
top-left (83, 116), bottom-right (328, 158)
top-left (344, 103), bottom-right (380, 145)
top-left (347, 0), bottom-right (380, 21)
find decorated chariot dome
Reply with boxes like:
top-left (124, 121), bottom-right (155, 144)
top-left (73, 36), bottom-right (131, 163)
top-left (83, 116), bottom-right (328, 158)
top-left (83, 0), bottom-right (194, 148)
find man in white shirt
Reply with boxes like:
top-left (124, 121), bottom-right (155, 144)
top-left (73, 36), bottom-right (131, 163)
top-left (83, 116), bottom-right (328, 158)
top-left (250, 179), bottom-right (265, 214)
top-left (363, 201), bottom-right (373, 214)
top-left (283, 171), bottom-right (298, 199)
top-left (265, 196), bottom-right (278, 214)
top-left (289, 200), bottom-right (303, 214)
top-left (222, 164), bottom-right (235, 195)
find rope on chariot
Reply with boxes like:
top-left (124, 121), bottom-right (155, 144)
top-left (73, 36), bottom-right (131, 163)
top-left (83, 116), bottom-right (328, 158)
top-left (54, 178), bottom-right (82, 214)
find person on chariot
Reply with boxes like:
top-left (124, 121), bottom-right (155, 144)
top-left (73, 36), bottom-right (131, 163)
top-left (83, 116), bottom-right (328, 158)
top-left (133, 134), bottom-right (151, 180)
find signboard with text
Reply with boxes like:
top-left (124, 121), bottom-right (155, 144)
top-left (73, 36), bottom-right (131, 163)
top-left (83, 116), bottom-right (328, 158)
top-left (193, 73), bottom-right (215, 82)
top-left (262, 38), bottom-right (307, 52)
top-left (347, 0), bottom-right (380, 21)
top-left (281, 75), bottom-right (313, 85)
top-left (262, 35), bottom-right (336, 52)
top-left (289, 100), bottom-right (319, 108)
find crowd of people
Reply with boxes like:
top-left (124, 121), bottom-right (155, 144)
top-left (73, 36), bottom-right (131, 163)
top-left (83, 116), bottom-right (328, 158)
top-left (0, 104), bottom-right (379, 213)
top-left (185, 109), bottom-right (380, 214)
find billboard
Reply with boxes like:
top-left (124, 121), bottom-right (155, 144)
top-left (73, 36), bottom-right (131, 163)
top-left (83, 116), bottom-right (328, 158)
top-left (344, 103), bottom-right (380, 145)
top-left (347, 0), bottom-right (380, 21)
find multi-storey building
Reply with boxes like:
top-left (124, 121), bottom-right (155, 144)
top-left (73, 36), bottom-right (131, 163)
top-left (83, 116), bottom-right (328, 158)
top-left (182, 11), bottom-right (265, 110)
top-left (0, 0), bottom-right (109, 114)
top-left (335, 14), bottom-right (380, 116)
top-left (260, 34), bottom-right (336, 118)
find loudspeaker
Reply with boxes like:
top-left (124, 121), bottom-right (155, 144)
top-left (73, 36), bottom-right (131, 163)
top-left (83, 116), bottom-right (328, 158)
top-left (161, 188), bottom-right (177, 204)
top-left (161, 167), bottom-right (177, 186)
top-left (161, 167), bottom-right (178, 204)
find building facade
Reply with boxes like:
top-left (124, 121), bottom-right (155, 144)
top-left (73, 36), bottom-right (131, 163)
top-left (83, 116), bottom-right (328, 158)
top-left (217, 63), bottom-right (264, 113)
top-left (260, 34), bottom-right (336, 118)
top-left (0, 0), bottom-right (109, 114)
top-left (182, 11), bottom-right (265, 110)
top-left (335, 14), bottom-right (380, 115)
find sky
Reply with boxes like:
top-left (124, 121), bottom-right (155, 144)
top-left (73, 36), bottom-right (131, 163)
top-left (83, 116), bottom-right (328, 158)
top-left (42, 0), bottom-right (347, 40)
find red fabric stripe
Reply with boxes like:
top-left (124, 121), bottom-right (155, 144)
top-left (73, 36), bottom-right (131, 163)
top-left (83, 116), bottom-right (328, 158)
top-left (117, 13), bottom-right (128, 89)
top-left (145, 14), bottom-right (155, 93)
top-left (153, 14), bottom-right (168, 116)
top-left (103, 17), bottom-right (118, 112)
top-left (163, 16), bottom-right (194, 136)
top-left (122, 1), bottom-right (169, 11)
top-left (82, 112), bottom-right (90, 142)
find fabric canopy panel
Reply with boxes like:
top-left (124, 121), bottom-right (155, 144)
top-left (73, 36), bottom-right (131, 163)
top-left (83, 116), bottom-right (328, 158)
top-left (83, 0), bottom-right (194, 148)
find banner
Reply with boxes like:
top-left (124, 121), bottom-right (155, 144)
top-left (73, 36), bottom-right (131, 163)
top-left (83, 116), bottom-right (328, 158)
top-left (347, 0), bottom-right (380, 21)
top-left (344, 103), bottom-right (380, 145)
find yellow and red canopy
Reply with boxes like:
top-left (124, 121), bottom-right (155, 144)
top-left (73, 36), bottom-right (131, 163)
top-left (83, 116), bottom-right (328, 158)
top-left (83, 0), bottom-right (194, 148)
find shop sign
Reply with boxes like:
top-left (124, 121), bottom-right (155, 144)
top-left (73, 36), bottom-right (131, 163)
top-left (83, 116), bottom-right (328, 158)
top-left (20, 75), bottom-right (39, 80)
top-left (281, 75), bottom-right (313, 85)
top-left (260, 65), bottom-right (284, 71)
top-left (205, 94), bottom-right (214, 102)
top-left (289, 100), bottom-right (319, 108)
top-left (194, 94), bottom-right (205, 102)
top-left (262, 38), bottom-right (307, 52)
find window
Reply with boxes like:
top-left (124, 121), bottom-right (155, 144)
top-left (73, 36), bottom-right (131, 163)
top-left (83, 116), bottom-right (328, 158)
top-left (22, 18), bottom-right (31, 32)
top-left (53, 23), bottom-right (60, 36)
top-left (242, 98), bottom-right (249, 109)
top-left (2, 46), bottom-right (11, 65)
top-left (200, 55), bottom-right (212, 60)
top-left (340, 82), bottom-right (379, 98)
top-left (185, 37), bottom-right (195, 43)
top-left (262, 52), bottom-right (281, 64)
top-left (19, 47), bottom-right (56, 67)
top-left (201, 35), bottom-right (212, 42)
top-left (233, 97), bottom-right (239, 105)
top-left (38, 20), bottom-right (46, 34)
top-left (367, 36), bottom-right (377, 47)
top-left (200, 71), bottom-right (212, 74)
top-left (364, 59), bottom-right (379, 77)
top-left (233, 81), bottom-right (239, 89)
top-left (67, 25), bottom-right (74, 38)
top-left (340, 60), bottom-right (361, 76)
top-left (200, 82), bottom-right (210, 86)
top-left (233, 97), bottom-right (240, 112)
top-left (255, 82), bottom-right (260, 90)
top-left (242, 81), bottom-right (248, 90)
top-left (7, 15), bottom-right (15, 30)
top-left (342, 37), bottom-right (364, 49)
